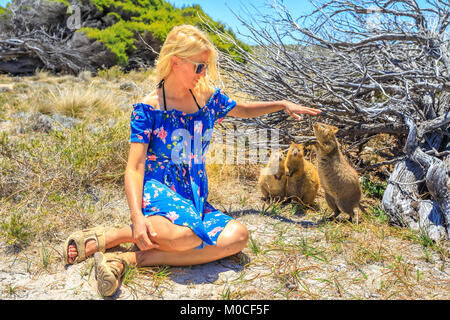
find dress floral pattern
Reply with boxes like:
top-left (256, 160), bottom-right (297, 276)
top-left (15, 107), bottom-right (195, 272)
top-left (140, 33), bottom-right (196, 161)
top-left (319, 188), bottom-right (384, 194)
top-left (130, 88), bottom-right (237, 248)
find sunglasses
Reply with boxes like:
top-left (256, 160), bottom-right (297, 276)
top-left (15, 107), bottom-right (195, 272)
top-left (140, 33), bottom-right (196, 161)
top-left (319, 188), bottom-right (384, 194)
top-left (184, 58), bottom-right (208, 74)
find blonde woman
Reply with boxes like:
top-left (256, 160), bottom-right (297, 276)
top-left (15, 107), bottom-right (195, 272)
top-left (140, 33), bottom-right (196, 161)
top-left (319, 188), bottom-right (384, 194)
top-left (64, 24), bottom-right (321, 297)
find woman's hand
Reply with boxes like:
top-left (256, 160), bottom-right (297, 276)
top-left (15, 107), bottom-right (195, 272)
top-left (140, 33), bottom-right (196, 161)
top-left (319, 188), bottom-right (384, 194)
top-left (132, 215), bottom-right (159, 251)
top-left (283, 100), bottom-right (322, 121)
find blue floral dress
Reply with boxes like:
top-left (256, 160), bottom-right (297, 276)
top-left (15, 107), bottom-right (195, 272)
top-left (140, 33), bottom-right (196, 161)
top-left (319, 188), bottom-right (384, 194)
top-left (129, 88), bottom-right (237, 248)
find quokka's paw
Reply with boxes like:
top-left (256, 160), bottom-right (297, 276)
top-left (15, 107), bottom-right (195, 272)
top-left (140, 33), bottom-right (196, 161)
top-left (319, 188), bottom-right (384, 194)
top-left (350, 213), bottom-right (363, 224)
top-left (335, 213), bottom-right (351, 222)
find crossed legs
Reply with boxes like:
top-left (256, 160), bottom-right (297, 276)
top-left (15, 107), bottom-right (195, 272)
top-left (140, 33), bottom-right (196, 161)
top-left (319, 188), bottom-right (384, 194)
top-left (67, 215), bottom-right (249, 267)
top-left (134, 218), bottom-right (249, 266)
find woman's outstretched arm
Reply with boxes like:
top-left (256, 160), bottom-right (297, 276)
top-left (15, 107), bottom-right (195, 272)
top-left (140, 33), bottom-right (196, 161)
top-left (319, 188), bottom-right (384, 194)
top-left (228, 100), bottom-right (321, 120)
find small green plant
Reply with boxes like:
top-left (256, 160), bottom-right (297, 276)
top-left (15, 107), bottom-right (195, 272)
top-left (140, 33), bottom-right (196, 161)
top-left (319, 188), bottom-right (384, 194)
top-left (0, 212), bottom-right (32, 247)
top-left (288, 203), bottom-right (305, 216)
top-left (123, 264), bottom-right (139, 286)
top-left (248, 234), bottom-right (262, 255)
top-left (416, 269), bottom-right (423, 281)
top-left (355, 242), bottom-right (386, 264)
top-left (260, 202), bottom-right (283, 217)
top-left (40, 246), bottom-right (53, 270)
top-left (361, 175), bottom-right (387, 199)
top-left (296, 238), bottom-right (328, 263)
top-left (320, 223), bottom-right (347, 245)
top-left (417, 230), bottom-right (434, 249)
top-left (368, 205), bottom-right (390, 224)
top-left (422, 248), bottom-right (433, 263)
top-left (149, 265), bottom-right (171, 283)
top-left (220, 286), bottom-right (233, 300)
top-left (405, 228), bottom-right (436, 250)
top-left (0, 131), bottom-right (9, 150)
top-left (220, 286), bottom-right (245, 300)
top-left (139, 265), bottom-right (171, 288)
top-left (239, 195), bottom-right (248, 206)
top-left (8, 285), bottom-right (17, 296)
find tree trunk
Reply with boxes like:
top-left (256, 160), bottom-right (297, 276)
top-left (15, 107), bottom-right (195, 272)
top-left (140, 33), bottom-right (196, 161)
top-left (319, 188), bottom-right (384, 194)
top-left (383, 115), bottom-right (450, 240)
top-left (383, 159), bottom-right (448, 240)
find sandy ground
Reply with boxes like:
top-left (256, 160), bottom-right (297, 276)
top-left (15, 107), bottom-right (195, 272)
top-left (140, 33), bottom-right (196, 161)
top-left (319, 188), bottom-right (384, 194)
top-left (0, 187), bottom-right (449, 300)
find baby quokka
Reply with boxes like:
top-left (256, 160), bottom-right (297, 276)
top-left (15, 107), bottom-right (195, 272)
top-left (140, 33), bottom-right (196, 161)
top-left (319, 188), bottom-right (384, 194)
top-left (284, 143), bottom-right (320, 206)
top-left (258, 149), bottom-right (287, 202)
top-left (258, 143), bottom-right (319, 206)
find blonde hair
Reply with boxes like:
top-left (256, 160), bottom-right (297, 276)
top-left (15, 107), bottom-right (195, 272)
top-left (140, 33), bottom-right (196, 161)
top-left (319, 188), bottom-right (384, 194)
top-left (155, 24), bottom-right (219, 94)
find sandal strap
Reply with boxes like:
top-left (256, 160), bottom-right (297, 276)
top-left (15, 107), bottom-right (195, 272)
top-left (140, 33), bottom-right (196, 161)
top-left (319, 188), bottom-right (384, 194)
top-left (64, 226), bottom-right (107, 264)
top-left (105, 254), bottom-right (129, 278)
top-left (92, 226), bottom-right (107, 253)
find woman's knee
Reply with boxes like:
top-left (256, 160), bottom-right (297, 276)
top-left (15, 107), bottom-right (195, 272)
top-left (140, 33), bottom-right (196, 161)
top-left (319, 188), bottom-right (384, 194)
top-left (219, 220), bottom-right (249, 249)
top-left (234, 221), bottom-right (249, 246)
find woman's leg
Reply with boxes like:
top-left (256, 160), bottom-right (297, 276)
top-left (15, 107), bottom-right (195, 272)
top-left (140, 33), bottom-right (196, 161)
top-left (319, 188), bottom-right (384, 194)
top-left (94, 219), bottom-right (248, 296)
top-left (66, 226), bottom-right (133, 264)
top-left (67, 215), bottom-right (208, 263)
top-left (126, 219), bottom-right (249, 267)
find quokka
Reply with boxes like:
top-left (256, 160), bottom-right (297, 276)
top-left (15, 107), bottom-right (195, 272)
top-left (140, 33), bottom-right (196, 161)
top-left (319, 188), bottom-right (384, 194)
top-left (284, 142), bottom-right (320, 206)
top-left (313, 122), bottom-right (364, 222)
top-left (258, 149), bottom-right (287, 202)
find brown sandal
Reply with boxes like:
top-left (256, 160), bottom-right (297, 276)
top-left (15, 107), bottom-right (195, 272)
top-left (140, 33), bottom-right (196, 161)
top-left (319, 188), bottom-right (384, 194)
top-left (63, 226), bottom-right (108, 265)
top-left (94, 252), bottom-right (130, 297)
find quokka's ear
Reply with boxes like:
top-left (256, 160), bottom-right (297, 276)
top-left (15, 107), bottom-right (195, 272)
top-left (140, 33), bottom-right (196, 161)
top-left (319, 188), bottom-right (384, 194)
top-left (299, 144), bottom-right (304, 153)
top-left (288, 141), bottom-right (295, 151)
top-left (330, 125), bottom-right (339, 135)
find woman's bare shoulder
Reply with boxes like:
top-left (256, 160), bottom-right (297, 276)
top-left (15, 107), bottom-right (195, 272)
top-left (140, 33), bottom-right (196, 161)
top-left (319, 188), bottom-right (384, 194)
top-left (140, 90), bottom-right (161, 110)
top-left (201, 86), bottom-right (217, 104)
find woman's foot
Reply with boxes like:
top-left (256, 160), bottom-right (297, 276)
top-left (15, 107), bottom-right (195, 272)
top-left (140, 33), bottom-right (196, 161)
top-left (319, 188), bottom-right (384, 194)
top-left (66, 239), bottom-right (98, 264)
top-left (94, 252), bottom-right (128, 297)
top-left (63, 226), bottom-right (108, 265)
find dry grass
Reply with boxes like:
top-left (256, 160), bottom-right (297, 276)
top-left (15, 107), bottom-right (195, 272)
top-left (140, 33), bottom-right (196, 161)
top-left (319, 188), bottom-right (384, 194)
top-left (0, 68), bottom-right (448, 300)
top-left (44, 85), bottom-right (118, 120)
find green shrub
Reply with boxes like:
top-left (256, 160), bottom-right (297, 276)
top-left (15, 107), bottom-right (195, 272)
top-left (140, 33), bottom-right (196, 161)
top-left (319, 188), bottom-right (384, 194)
top-left (1, 211), bottom-right (32, 247)
top-left (361, 174), bottom-right (387, 199)
top-left (48, 119), bottom-right (130, 186)
top-left (78, 0), bottom-right (250, 67)
top-left (368, 204), bottom-right (390, 224)
top-left (80, 20), bottom-right (137, 66)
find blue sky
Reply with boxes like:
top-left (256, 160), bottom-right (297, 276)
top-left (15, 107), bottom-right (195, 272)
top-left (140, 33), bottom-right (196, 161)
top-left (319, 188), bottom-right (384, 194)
top-left (168, 0), bottom-right (316, 40)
